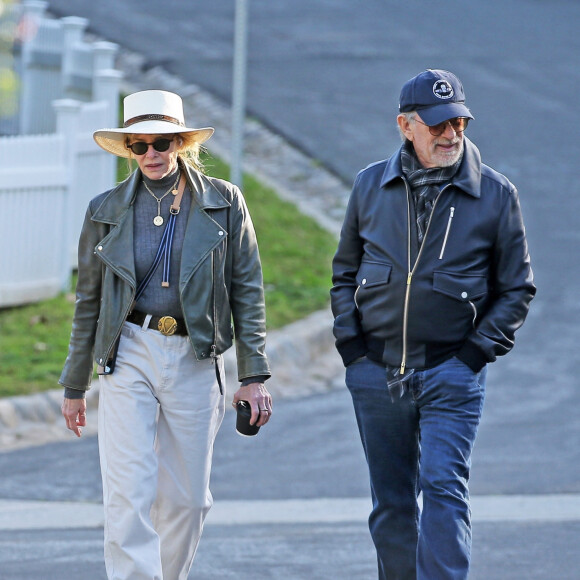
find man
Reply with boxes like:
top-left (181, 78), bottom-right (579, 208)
top-left (330, 69), bottom-right (535, 579)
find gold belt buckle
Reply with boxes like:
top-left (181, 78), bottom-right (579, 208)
top-left (158, 316), bottom-right (177, 336)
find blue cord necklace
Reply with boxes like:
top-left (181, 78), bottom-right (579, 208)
top-left (135, 173), bottom-right (186, 300)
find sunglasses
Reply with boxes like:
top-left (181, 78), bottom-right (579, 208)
top-left (414, 117), bottom-right (469, 137)
top-left (126, 137), bottom-right (174, 156)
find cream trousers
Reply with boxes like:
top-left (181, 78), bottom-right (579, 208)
top-left (98, 321), bottom-right (225, 580)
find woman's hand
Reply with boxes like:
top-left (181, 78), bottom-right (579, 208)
top-left (61, 397), bottom-right (87, 437)
top-left (232, 383), bottom-right (272, 427)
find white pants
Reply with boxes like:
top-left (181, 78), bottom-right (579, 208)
top-left (98, 321), bottom-right (225, 580)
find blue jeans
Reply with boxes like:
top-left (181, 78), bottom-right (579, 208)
top-left (345, 356), bottom-right (487, 580)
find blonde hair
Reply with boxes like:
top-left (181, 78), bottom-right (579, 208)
top-left (175, 133), bottom-right (206, 173)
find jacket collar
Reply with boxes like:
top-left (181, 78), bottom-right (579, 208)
top-left (380, 137), bottom-right (482, 199)
top-left (91, 163), bottom-right (230, 224)
top-left (92, 170), bottom-right (140, 225)
top-left (187, 168), bottom-right (232, 210)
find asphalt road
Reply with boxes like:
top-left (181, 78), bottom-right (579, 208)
top-left (1, 391), bottom-right (579, 579)
top-left (3, 1), bottom-right (579, 578)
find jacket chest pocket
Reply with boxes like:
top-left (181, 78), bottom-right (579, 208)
top-left (433, 271), bottom-right (488, 325)
top-left (433, 271), bottom-right (487, 301)
top-left (355, 261), bottom-right (392, 309)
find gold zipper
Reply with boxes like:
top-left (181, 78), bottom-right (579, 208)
top-left (400, 271), bottom-right (413, 374)
top-left (399, 183), bottom-right (450, 375)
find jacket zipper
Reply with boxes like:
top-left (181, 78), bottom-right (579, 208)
top-left (95, 248), bottom-right (136, 371)
top-left (210, 249), bottom-right (224, 395)
top-left (399, 183), bottom-right (450, 375)
top-left (101, 298), bottom-right (135, 372)
top-left (439, 206), bottom-right (455, 260)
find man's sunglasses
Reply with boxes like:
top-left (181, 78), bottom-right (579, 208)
top-left (126, 137), bottom-right (174, 156)
top-left (414, 117), bottom-right (469, 137)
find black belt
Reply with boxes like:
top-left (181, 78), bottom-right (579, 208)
top-left (127, 310), bottom-right (187, 336)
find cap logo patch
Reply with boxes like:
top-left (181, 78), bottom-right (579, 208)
top-left (433, 80), bottom-right (454, 100)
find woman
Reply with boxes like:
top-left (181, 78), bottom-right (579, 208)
top-left (60, 90), bottom-right (272, 580)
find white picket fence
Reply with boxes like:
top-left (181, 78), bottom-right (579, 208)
top-left (0, 1), bottom-right (122, 308)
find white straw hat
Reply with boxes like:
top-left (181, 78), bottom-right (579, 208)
top-left (93, 90), bottom-right (214, 158)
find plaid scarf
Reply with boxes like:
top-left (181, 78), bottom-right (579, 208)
top-left (400, 141), bottom-right (462, 244)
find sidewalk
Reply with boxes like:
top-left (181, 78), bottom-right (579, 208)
top-left (3, 494), bottom-right (580, 531)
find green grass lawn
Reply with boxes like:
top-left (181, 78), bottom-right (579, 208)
top-left (0, 153), bottom-right (338, 397)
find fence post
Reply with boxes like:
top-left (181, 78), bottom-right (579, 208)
top-left (92, 42), bottom-right (121, 127)
top-left (60, 16), bottom-right (91, 101)
top-left (19, 0), bottom-right (49, 133)
top-left (92, 41), bottom-right (118, 73)
top-left (20, 1), bottom-right (47, 19)
top-left (61, 16), bottom-right (87, 45)
top-left (94, 68), bottom-right (123, 182)
top-left (53, 98), bottom-right (81, 291)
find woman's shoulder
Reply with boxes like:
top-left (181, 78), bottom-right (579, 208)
top-left (201, 172), bottom-right (239, 196)
top-left (87, 174), bottom-right (136, 217)
top-left (88, 189), bottom-right (114, 214)
top-left (189, 170), bottom-right (242, 205)
top-left (90, 188), bottom-right (114, 206)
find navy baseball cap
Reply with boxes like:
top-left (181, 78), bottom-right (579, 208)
top-left (399, 69), bottom-right (474, 126)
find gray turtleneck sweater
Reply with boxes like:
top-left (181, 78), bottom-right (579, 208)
top-left (133, 167), bottom-right (191, 318)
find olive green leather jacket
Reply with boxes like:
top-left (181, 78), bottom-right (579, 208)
top-left (59, 165), bottom-right (270, 393)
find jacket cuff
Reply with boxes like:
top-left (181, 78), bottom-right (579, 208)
top-left (64, 387), bottom-right (87, 400)
top-left (456, 341), bottom-right (487, 373)
top-left (241, 375), bottom-right (269, 386)
top-left (336, 336), bottom-right (368, 367)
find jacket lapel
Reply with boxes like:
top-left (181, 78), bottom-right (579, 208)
top-left (88, 166), bottom-right (232, 289)
top-left (91, 172), bottom-right (140, 287)
top-left (180, 168), bottom-right (231, 287)
top-left (451, 138), bottom-right (482, 198)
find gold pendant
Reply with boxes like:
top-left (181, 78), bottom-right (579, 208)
top-left (153, 215), bottom-right (164, 226)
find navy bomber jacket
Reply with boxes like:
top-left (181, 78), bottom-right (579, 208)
top-left (330, 137), bottom-right (535, 373)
